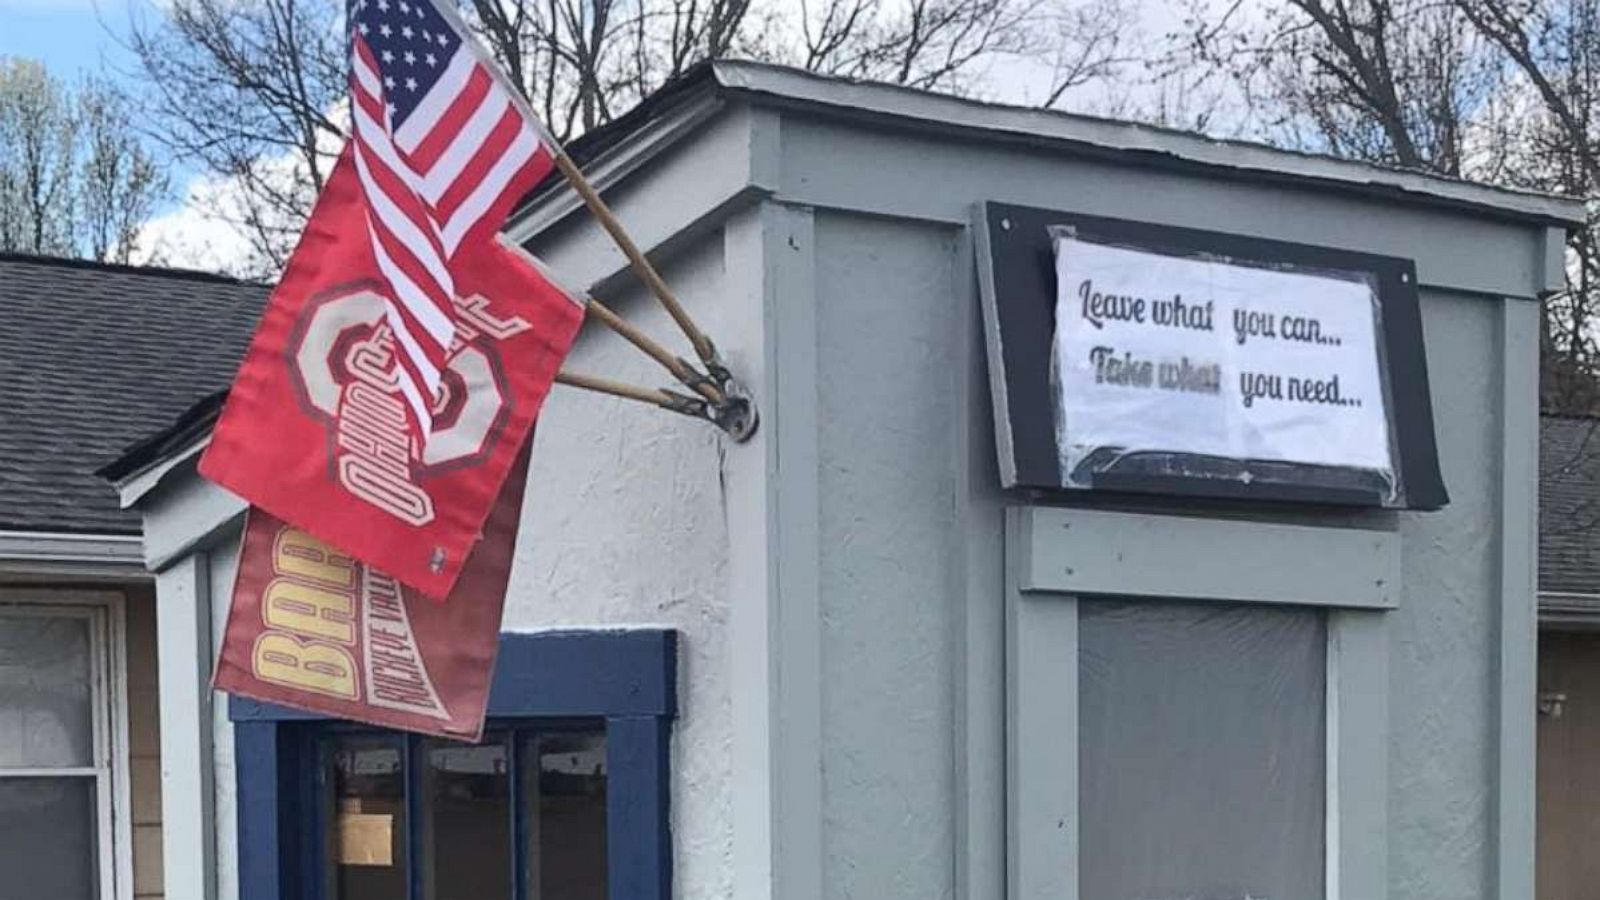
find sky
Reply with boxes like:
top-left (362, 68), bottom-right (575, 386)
top-left (0, 0), bottom-right (264, 269)
top-left (0, 0), bottom-right (1234, 273)
top-left (0, 0), bottom-right (144, 79)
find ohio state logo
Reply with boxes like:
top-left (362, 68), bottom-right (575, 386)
top-left (287, 286), bottom-right (531, 526)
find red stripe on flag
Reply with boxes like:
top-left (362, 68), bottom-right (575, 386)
top-left (432, 105), bottom-right (525, 224)
top-left (365, 223), bottom-right (454, 370)
top-left (441, 143), bottom-right (556, 258)
top-left (404, 67), bottom-right (494, 174)
top-left (356, 131), bottom-right (450, 266)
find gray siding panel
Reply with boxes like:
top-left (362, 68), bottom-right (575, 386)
top-left (816, 213), bottom-right (961, 900)
top-left (1390, 291), bottom-right (1501, 900)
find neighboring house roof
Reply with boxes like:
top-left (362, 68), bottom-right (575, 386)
top-left (1542, 415), bottom-right (1600, 600)
top-left (0, 254), bottom-right (267, 535)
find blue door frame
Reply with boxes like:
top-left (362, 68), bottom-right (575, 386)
top-left (230, 629), bottom-right (676, 900)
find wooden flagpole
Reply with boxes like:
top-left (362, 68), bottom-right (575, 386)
top-left (550, 152), bottom-right (720, 370)
top-left (555, 370), bottom-right (704, 415)
top-left (586, 297), bottom-right (724, 405)
top-left (433, 1), bottom-right (753, 438)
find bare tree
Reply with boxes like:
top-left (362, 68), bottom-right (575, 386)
top-left (78, 78), bottom-right (166, 264)
top-left (1171, 0), bottom-right (1502, 175)
top-left (121, 0), bottom-right (1130, 271)
top-left (1447, 0), bottom-right (1600, 413)
top-left (1166, 0), bottom-right (1600, 415)
top-left (125, 0), bottom-right (347, 275)
top-left (793, 0), bottom-right (1038, 92)
top-left (0, 58), bottom-right (78, 256)
top-left (0, 58), bottom-right (167, 263)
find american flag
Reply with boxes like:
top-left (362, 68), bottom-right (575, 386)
top-left (347, 0), bottom-right (554, 435)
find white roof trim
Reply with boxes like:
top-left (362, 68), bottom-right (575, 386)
top-left (0, 530), bottom-right (143, 565)
top-left (508, 90), bottom-right (725, 243)
top-left (113, 435), bottom-right (210, 510)
top-left (710, 61), bottom-right (1585, 227)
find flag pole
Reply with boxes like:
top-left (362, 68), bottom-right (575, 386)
top-left (549, 151), bottom-right (719, 369)
top-left (555, 370), bottom-right (706, 416)
top-left (587, 297), bottom-right (725, 405)
top-left (437, 1), bottom-right (754, 439)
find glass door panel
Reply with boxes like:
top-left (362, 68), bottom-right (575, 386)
top-left (0, 606), bottom-right (108, 900)
top-left (328, 737), bottom-right (408, 900)
top-left (0, 777), bottom-right (99, 898)
top-left (320, 725), bottom-right (609, 900)
top-left (419, 738), bottom-right (511, 900)
top-left (523, 732), bottom-right (607, 900)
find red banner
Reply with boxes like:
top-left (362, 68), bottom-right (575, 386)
top-left (213, 443), bottom-right (531, 740)
top-left (199, 144), bottom-right (582, 599)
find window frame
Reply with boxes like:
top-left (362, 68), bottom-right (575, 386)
top-left (231, 629), bottom-right (675, 900)
top-left (0, 588), bottom-right (133, 900)
top-left (1006, 506), bottom-right (1392, 900)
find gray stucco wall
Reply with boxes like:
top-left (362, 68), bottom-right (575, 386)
top-left (512, 231), bottom-right (736, 900)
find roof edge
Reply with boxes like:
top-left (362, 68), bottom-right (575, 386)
top-left (707, 60), bottom-right (1586, 228)
top-left (0, 530), bottom-right (143, 565)
top-left (0, 251), bottom-right (257, 286)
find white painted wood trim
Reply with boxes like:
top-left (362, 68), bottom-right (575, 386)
top-left (1018, 506), bottom-right (1401, 608)
top-left (506, 92), bottom-right (727, 241)
top-left (767, 201), bottom-right (825, 900)
top-left (724, 201), bottom-right (778, 900)
top-left (155, 554), bottom-right (217, 900)
top-left (954, 226), bottom-right (1006, 900)
top-left (1330, 609), bottom-right (1389, 900)
top-left (1008, 507), bottom-right (1392, 900)
top-left (710, 61), bottom-right (1583, 227)
top-left (1006, 510), bottom-right (1078, 900)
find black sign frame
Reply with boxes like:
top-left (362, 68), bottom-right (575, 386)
top-left (974, 201), bottom-right (1448, 511)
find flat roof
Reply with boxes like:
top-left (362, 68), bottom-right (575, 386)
top-left (558, 60), bottom-right (1585, 229)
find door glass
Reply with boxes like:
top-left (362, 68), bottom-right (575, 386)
top-left (0, 777), bottom-right (99, 899)
top-left (420, 738), bottom-right (510, 900)
top-left (524, 731), bottom-right (607, 900)
top-left (0, 615), bottom-right (93, 767)
top-left (328, 738), bottom-right (407, 900)
top-left (1078, 599), bottom-right (1326, 900)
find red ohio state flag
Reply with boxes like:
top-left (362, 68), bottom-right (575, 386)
top-left (200, 146), bottom-right (583, 598)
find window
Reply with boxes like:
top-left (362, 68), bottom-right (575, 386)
top-left (233, 630), bottom-right (674, 900)
top-left (1009, 507), bottom-right (1394, 900)
top-left (314, 725), bottom-right (608, 900)
top-left (0, 598), bottom-right (123, 900)
top-left (1078, 599), bottom-right (1326, 900)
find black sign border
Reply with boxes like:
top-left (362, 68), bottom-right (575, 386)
top-left (975, 201), bottom-right (1448, 511)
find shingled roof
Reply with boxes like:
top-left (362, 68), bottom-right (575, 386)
top-left (0, 254), bottom-right (266, 536)
top-left (1541, 415), bottom-right (1600, 599)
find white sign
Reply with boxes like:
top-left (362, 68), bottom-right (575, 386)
top-left (1052, 234), bottom-right (1393, 489)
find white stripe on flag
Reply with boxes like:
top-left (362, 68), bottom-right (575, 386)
top-left (351, 134), bottom-right (455, 304)
top-left (364, 218), bottom-right (452, 378)
top-left (382, 298), bottom-right (437, 438)
top-left (351, 52), bottom-right (384, 111)
top-left (419, 89), bottom-right (509, 203)
top-left (395, 49), bottom-right (474, 152)
top-left (440, 124), bottom-right (538, 254)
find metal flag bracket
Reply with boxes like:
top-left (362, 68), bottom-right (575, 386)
top-left (554, 365), bottom-right (759, 442)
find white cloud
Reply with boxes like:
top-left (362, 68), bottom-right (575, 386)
top-left (133, 172), bottom-right (260, 275)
